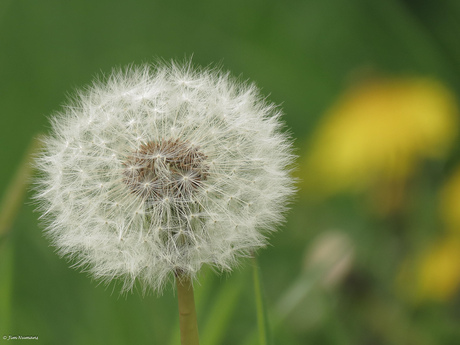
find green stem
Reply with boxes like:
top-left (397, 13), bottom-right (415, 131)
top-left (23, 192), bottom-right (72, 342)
top-left (176, 272), bottom-right (200, 345)
top-left (252, 256), bottom-right (272, 345)
top-left (0, 238), bottom-right (14, 333)
top-left (201, 272), bottom-right (244, 345)
top-left (0, 135), bottom-right (42, 239)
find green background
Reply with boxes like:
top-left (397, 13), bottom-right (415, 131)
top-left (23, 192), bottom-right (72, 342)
top-left (1, 0), bottom-right (460, 344)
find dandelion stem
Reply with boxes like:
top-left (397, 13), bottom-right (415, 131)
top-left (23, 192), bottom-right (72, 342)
top-left (176, 271), bottom-right (200, 345)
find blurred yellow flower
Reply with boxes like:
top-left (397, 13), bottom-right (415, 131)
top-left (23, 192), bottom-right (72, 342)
top-left (401, 236), bottom-right (460, 302)
top-left (440, 165), bottom-right (460, 231)
top-left (396, 163), bottom-right (460, 302)
top-left (303, 77), bottom-right (458, 194)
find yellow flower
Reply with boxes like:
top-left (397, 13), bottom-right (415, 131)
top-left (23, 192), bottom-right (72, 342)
top-left (440, 165), bottom-right (460, 231)
top-left (415, 236), bottom-right (460, 302)
top-left (396, 235), bottom-right (460, 302)
top-left (303, 77), bottom-right (458, 194)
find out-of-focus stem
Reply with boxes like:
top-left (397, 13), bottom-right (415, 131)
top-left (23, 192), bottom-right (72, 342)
top-left (0, 135), bottom-right (43, 239)
top-left (252, 256), bottom-right (272, 345)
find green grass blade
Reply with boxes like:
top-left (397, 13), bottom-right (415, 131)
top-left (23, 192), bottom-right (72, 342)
top-left (0, 238), bottom-right (14, 333)
top-left (200, 273), bottom-right (244, 345)
top-left (0, 135), bottom-right (42, 240)
top-left (252, 256), bottom-right (272, 345)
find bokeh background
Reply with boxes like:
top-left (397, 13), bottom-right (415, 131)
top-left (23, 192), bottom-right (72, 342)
top-left (1, 0), bottom-right (460, 344)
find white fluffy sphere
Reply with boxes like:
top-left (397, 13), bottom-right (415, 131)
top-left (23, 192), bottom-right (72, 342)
top-left (35, 62), bottom-right (295, 292)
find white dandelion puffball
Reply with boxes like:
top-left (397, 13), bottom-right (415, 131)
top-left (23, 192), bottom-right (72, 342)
top-left (35, 62), bottom-right (295, 292)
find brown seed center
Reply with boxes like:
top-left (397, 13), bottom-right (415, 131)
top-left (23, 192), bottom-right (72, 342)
top-left (123, 139), bottom-right (208, 200)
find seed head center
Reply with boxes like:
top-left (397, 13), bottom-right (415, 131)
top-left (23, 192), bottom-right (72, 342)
top-left (123, 139), bottom-right (208, 200)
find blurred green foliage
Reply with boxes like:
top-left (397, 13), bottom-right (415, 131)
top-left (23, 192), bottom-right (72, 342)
top-left (1, 0), bottom-right (460, 344)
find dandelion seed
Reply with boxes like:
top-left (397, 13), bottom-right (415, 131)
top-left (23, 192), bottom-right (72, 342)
top-left (34, 61), bottom-right (295, 295)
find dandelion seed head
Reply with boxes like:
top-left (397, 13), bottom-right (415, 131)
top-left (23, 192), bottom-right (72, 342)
top-left (34, 61), bottom-right (295, 293)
